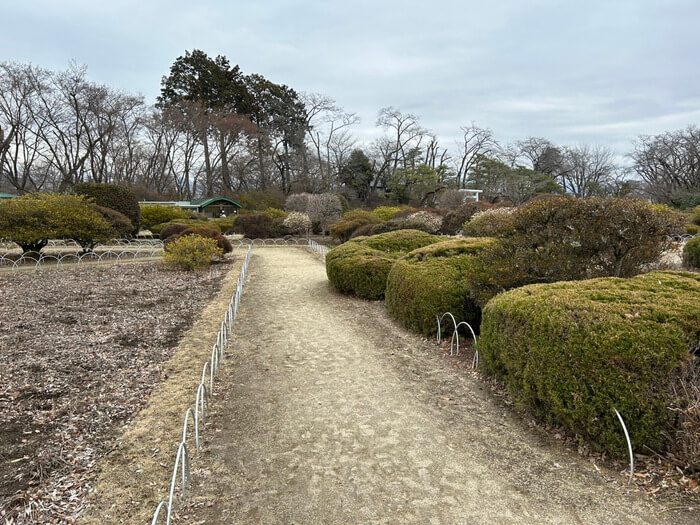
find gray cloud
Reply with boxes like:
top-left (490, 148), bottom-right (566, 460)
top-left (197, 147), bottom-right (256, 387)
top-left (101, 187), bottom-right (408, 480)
top-left (1, 0), bottom-right (698, 156)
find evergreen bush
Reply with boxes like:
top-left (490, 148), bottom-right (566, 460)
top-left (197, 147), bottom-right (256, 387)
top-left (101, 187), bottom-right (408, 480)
top-left (91, 205), bottom-right (134, 239)
top-left (72, 182), bottom-right (140, 234)
top-left (233, 213), bottom-right (273, 238)
top-left (385, 238), bottom-right (496, 336)
top-left (0, 193), bottom-right (114, 253)
top-left (140, 204), bottom-right (190, 231)
top-left (683, 236), bottom-right (700, 269)
top-left (479, 271), bottom-right (700, 457)
top-left (325, 230), bottom-right (441, 299)
top-left (151, 219), bottom-right (218, 235)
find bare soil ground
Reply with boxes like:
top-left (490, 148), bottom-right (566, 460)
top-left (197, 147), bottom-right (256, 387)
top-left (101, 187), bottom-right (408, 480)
top-left (176, 247), bottom-right (697, 524)
top-left (0, 260), bottom-right (233, 523)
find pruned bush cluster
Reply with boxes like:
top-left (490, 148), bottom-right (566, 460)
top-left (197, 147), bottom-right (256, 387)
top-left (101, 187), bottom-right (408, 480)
top-left (325, 230), bottom-right (441, 299)
top-left (0, 193), bottom-right (115, 253)
top-left (323, 195), bottom-right (698, 464)
top-left (72, 182), bottom-right (141, 234)
top-left (440, 201), bottom-right (494, 235)
top-left (152, 218), bottom-right (218, 236)
top-left (164, 227), bottom-right (233, 254)
top-left (140, 204), bottom-right (191, 231)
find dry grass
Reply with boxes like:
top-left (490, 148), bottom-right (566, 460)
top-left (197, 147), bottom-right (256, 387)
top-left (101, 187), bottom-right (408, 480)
top-left (79, 257), bottom-right (243, 524)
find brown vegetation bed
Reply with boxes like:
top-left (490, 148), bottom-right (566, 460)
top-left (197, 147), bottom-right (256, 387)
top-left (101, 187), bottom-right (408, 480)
top-left (0, 260), bottom-right (233, 524)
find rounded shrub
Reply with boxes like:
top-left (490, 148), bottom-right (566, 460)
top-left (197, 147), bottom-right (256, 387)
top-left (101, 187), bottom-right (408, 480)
top-left (359, 229), bottom-right (442, 253)
top-left (691, 206), bottom-right (700, 226)
top-left (159, 223), bottom-right (191, 240)
top-left (440, 201), bottom-right (494, 235)
top-left (169, 227), bottom-right (233, 253)
top-left (479, 271), bottom-right (700, 458)
top-left (405, 211), bottom-right (443, 233)
top-left (385, 238), bottom-right (496, 336)
top-left (329, 210), bottom-right (382, 243)
top-left (282, 212), bottom-right (312, 235)
top-left (263, 207), bottom-right (287, 220)
top-left (72, 182), bottom-right (140, 234)
top-left (464, 197), bottom-right (686, 279)
top-left (209, 216), bottom-right (237, 233)
top-left (163, 235), bottom-right (223, 271)
top-left (462, 206), bottom-right (516, 237)
top-left (233, 213), bottom-right (273, 238)
top-left (325, 230), bottom-right (441, 299)
top-left (371, 206), bottom-right (402, 221)
top-left (371, 217), bottom-right (438, 235)
top-left (91, 205), bottom-right (134, 239)
top-left (683, 236), bottom-right (700, 269)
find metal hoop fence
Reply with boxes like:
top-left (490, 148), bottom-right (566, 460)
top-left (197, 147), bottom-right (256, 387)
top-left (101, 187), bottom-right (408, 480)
top-left (150, 244), bottom-right (252, 524)
top-left (436, 309), bottom-right (636, 484)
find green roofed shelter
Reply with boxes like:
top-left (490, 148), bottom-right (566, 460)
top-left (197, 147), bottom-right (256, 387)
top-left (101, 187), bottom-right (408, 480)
top-left (140, 196), bottom-right (242, 218)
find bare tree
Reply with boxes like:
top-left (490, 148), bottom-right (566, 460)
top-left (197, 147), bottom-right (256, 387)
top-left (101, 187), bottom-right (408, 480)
top-left (559, 144), bottom-right (616, 198)
top-left (0, 62), bottom-right (50, 193)
top-left (631, 126), bottom-right (700, 203)
top-left (301, 93), bottom-right (358, 191)
top-left (455, 123), bottom-right (498, 188)
top-left (370, 107), bottom-right (427, 190)
top-left (424, 135), bottom-right (451, 171)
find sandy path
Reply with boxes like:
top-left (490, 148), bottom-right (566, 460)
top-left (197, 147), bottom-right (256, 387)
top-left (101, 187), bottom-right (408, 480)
top-left (178, 247), bottom-right (694, 524)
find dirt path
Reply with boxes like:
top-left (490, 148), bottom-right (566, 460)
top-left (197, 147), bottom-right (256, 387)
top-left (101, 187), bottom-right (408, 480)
top-left (178, 248), bottom-right (695, 524)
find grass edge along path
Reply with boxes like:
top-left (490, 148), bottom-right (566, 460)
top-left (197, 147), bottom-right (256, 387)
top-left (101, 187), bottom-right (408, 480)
top-left (78, 254), bottom-right (245, 525)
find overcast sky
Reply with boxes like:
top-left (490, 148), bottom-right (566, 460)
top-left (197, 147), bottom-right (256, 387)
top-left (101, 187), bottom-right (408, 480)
top-left (2, 0), bottom-right (699, 158)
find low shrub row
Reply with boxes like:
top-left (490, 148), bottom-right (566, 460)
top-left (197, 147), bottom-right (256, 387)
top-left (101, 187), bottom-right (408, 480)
top-left (152, 219), bottom-right (219, 235)
top-left (163, 227), bottom-right (233, 254)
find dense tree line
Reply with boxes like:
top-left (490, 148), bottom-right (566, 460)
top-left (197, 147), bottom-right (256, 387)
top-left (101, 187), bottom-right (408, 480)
top-left (1, 51), bottom-right (698, 207)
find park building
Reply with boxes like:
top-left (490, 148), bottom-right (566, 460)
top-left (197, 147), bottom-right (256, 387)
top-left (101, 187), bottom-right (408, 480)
top-left (140, 196), bottom-right (242, 218)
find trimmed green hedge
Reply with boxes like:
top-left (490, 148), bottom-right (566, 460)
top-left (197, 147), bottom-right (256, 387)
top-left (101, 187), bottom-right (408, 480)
top-left (386, 238), bottom-right (496, 336)
top-left (325, 230), bottom-right (441, 299)
top-left (683, 236), bottom-right (700, 269)
top-left (479, 271), bottom-right (700, 457)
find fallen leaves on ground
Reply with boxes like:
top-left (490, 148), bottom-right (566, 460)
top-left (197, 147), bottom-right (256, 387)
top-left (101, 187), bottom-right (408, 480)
top-left (0, 261), bottom-right (231, 524)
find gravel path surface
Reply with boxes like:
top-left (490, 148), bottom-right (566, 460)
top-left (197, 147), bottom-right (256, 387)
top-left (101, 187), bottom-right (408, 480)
top-left (178, 247), bottom-right (695, 524)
